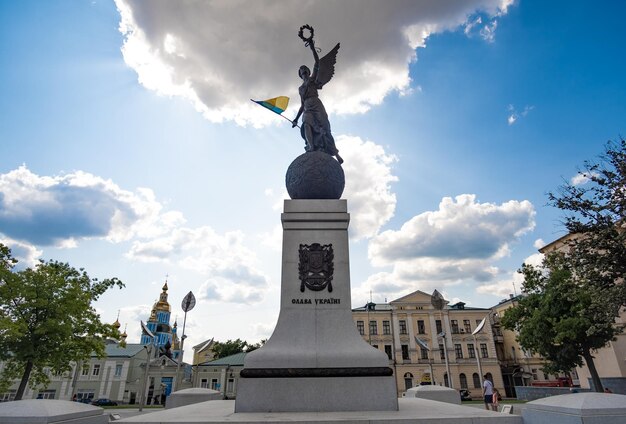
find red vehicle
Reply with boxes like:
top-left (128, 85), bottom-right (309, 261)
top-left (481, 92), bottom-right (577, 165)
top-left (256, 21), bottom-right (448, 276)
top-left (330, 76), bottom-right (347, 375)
top-left (531, 377), bottom-right (573, 387)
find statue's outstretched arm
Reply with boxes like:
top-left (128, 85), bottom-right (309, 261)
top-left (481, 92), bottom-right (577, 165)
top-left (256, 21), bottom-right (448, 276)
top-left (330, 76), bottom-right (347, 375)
top-left (292, 104), bottom-right (304, 128)
top-left (310, 40), bottom-right (320, 80)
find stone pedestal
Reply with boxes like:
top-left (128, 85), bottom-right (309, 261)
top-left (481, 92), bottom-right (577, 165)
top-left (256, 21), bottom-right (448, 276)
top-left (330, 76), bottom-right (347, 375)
top-left (522, 393), bottom-right (626, 424)
top-left (235, 200), bottom-right (398, 412)
top-left (405, 385), bottom-right (461, 405)
top-left (166, 388), bottom-right (222, 409)
top-left (0, 399), bottom-right (107, 424)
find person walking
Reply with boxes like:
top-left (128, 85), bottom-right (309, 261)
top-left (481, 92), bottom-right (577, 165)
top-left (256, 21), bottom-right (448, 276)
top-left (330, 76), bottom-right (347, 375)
top-left (492, 388), bottom-right (500, 411)
top-left (483, 374), bottom-right (495, 411)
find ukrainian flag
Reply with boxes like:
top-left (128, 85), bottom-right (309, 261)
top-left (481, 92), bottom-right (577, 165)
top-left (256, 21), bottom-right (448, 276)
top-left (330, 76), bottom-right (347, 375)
top-left (252, 96), bottom-right (289, 114)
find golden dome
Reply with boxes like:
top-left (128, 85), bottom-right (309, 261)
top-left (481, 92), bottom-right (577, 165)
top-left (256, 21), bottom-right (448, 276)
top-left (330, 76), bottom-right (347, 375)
top-left (155, 281), bottom-right (171, 312)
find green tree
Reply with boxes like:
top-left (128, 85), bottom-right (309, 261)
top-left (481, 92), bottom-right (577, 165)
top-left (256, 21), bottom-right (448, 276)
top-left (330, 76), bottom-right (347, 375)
top-left (548, 138), bottom-right (626, 301)
top-left (245, 339), bottom-right (267, 353)
top-left (0, 244), bottom-right (124, 399)
top-left (211, 339), bottom-right (249, 359)
top-left (503, 139), bottom-right (626, 392)
top-left (502, 253), bottom-right (622, 392)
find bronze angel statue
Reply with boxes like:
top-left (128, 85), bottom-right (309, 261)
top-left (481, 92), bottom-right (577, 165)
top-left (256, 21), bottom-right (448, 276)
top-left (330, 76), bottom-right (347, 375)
top-left (292, 25), bottom-right (343, 164)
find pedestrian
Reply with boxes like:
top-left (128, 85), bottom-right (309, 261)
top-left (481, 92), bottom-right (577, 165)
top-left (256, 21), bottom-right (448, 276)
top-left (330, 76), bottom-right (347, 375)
top-left (492, 388), bottom-right (500, 411)
top-left (482, 374), bottom-right (495, 411)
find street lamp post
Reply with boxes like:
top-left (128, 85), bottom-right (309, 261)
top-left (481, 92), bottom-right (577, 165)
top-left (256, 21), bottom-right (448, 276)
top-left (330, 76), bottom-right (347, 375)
top-left (138, 321), bottom-right (155, 412)
top-left (175, 291), bottom-right (196, 392)
top-left (138, 344), bottom-right (153, 412)
top-left (431, 290), bottom-right (453, 388)
top-left (472, 317), bottom-right (487, 388)
top-left (415, 336), bottom-right (435, 385)
top-left (438, 331), bottom-right (453, 388)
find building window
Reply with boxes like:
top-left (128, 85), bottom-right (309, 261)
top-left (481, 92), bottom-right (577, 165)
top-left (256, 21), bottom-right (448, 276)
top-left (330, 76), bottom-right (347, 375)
top-left (463, 320), bottom-right (471, 333)
top-left (81, 364), bottom-right (89, 376)
top-left (384, 345), bottom-right (392, 360)
top-left (38, 390), bottom-right (56, 399)
top-left (369, 321), bottom-right (378, 335)
top-left (0, 391), bottom-right (16, 402)
top-left (372, 344), bottom-right (379, 349)
top-left (383, 320), bottom-right (391, 335)
top-left (77, 390), bottom-right (94, 402)
top-left (451, 320), bottom-right (459, 334)
top-left (459, 373), bottom-right (468, 389)
top-left (399, 320), bottom-right (407, 335)
top-left (404, 373), bottom-right (413, 391)
top-left (200, 379), bottom-right (208, 388)
top-left (480, 343), bottom-right (488, 358)
top-left (436, 320), bottom-right (442, 334)
top-left (473, 373), bottom-right (481, 388)
top-left (420, 347), bottom-right (429, 360)
top-left (468, 343), bottom-right (476, 358)
top-left (444, 373), bottom-right (449, 387)
top-left (401, 344), bottom-right (410, 360)
top-left (476, 319), bottom-right (483, 327)
top-left (211, 379), bottom-right (218, 390)
top-left (417, 320), bottom-right (426, 334)
top-left (439, 343), bottom-right (445, 360)
top-left (92, 364), bottom-right (100, 377)
top-left (114, 364), bottom-right (123, 377)
top-left (357, 321), bottom-right (365, 335)
top-left (455, 344), bottom-right (463, 359)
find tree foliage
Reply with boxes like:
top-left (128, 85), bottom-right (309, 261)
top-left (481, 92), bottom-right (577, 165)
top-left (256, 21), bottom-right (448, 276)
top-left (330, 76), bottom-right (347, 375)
top-left (549, 138), bottom-right (626, 302)
top-left (501, 253), bottom-right (622, 390)
top-left (503, 139), bottom-right (626, 392)
top-left (211, 338), bottom-right (266, 359)
top-left (0, 244), bottom-right (124, 399)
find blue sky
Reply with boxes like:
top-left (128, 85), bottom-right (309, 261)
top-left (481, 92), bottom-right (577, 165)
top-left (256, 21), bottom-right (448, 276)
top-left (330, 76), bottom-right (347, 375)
top-left (1, 0), bottom-right (625, 358)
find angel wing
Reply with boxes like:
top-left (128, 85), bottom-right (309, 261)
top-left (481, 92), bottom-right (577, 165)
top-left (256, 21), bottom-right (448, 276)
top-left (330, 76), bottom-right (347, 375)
top-left (316, 43), bottom-right (340, 88)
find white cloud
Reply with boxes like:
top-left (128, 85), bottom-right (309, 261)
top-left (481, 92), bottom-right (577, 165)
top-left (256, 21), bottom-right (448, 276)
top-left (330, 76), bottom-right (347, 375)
top-left (115, 0), bottom-right (514, 126)
top-left (116, 305), bottom-right (153, 343)
top-left (507, 104), bottom-right (534, 126)
top-left (0, 165), bottom-right (181, 246)
top-left (0, 237), bottom-right (42, 268)
top-left (360, 194), bottom-right (535, 301)
top-left (129, 227), bottom-right (271, 304)
top-left (0, 166), bottom-right (272, 305)
top-left (571, 171), bottom-right (598, 186)
top-left (479, 19), bottom-right (498, 43)
top-left (533, 238), bottom-right (545, 249)
top-left (339, 136), bottom-right (398, 240)
top-left (476, 251), bottom-right (543, 298)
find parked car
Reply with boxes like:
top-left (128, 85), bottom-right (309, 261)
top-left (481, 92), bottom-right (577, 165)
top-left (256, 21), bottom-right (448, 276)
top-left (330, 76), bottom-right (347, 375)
top-left (91, 398), bottom-right (118, 406)
top-left (460, 389), bottom-right (472, 401)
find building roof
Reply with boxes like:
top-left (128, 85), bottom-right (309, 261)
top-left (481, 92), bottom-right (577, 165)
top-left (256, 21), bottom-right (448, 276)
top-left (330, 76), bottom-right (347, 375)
top-left (448, 301), bottom-right (489, 311)
top-left (200, 351), bottom-right (246, 366)
top-left (193, 337), bottom-right (215, 351)
top-left (352, 302), bottom-right (393, 312)
top-left (390, 289), bottom-right (434, 304)
top-left (97, 343), bottom-right (145, 358)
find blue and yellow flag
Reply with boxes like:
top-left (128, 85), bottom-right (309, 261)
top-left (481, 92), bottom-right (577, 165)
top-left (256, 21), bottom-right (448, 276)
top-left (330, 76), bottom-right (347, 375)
top-left (252, 96), bottom-right (289, 114)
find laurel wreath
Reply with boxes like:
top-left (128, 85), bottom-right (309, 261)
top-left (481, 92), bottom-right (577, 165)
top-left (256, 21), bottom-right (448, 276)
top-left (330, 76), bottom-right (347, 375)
top-left (298, 24), bottom-right (314, 45)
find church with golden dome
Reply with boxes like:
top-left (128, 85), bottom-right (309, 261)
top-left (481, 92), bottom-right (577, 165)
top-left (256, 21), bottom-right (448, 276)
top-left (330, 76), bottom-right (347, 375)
top-left (141, 282), bottom-right (181, 360)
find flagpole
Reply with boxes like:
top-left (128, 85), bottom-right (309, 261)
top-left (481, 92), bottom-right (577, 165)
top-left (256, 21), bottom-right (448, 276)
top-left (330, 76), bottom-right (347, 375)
top-left (250, 99), bottom-right (300, 128)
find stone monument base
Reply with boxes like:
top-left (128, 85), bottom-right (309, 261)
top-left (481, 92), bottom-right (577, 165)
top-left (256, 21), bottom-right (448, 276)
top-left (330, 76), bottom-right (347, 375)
top-left (235, 375), bottom-right (397, 412)
top-left (117, 398), bottom-right (522, 423)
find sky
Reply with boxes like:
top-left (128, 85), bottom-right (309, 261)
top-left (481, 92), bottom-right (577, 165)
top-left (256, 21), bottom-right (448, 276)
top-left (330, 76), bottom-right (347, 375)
top-left (1, 0), bottom-right (625, 361)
